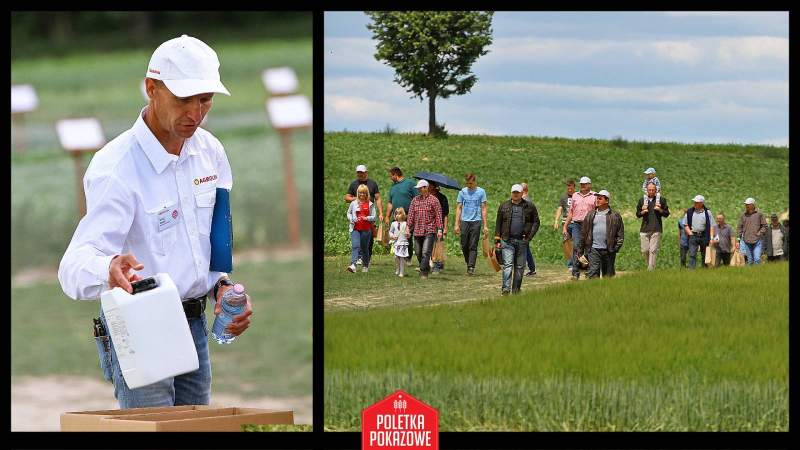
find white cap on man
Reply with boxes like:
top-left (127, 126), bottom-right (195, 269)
top-left (146, 34), bottom-right (231, 97)
top-left (644, 167), bottom-right (656, 174)
top-left (415, 179), bottom-right (429, 188)
top-left (511, 184), bottom-right (523, 193)
top-left (579, 176), bottom-right (591, 184)
top-left (693, 194), bottom-right (705, 203)
top-left (355, 164), bottom-right (367, 172)
top-left (744, 197), bottom-right (755, 205)
top-left (597, 189), bottom-right (611, 199)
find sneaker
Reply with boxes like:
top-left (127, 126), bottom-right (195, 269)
top-left (395, 270), bottom-right (399, 275)
top-left (347, 264), bottom-right (356, 273)
top-left (398, 273), bottom-right (404, 277)
top-left (501, 290), bottom-right (510, 296)
top-left (356, 257), bottom-right (363, 266)
top-left (570, 275), bottom-right (579, 281)
top-left (525, 270), bottom-right (536, 277)
top-left (362, 266), bottom-right (369, 273)
top-left (420, 273), bottom-right (428, 279)
top-left (467, 267), bottom-right (475, 276)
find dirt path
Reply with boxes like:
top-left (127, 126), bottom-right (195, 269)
top-left (11, 375), bottom-right (311, 431)
top-left (325, 256), bottom-right (626, 311)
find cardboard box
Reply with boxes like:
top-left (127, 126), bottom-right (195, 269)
top-left (61, 405), bottom-right (294, 431)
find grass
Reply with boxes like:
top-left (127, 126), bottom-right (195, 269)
top-left (11, 39), bottom-right (312, 274)
top-left (323, 132), bottom-right (788, 271)
top-left (324, 262), bottom-right (788, 431)
top-left (11, 257), bottom-right (312, 399)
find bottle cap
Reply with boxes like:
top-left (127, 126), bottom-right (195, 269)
top-left (233, 284), bottom-right (245, 294)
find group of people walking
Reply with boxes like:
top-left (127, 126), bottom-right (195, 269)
top-left (343, 164), bottom-right (788, 296)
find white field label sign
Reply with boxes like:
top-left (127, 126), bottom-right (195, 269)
top-left (11, 84), bottom-right (39, 114)
top-left (262, 67), bottom-right (299, 95)
top-left (56, 118), bottom-right (106, 151)
top-left (266, 95), bottom-right (312, 130)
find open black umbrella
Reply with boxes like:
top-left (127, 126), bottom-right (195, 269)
top-left (412, 171), bottom-right (461, 190)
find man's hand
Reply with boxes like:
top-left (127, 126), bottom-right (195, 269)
top-left (437, 230), bottom-right (443, 240)
top-left (654, 205), bottom-right (662, 213)
top-left (109, 253), bottom-right (144, 293)
top-left (454, 223), bottom-right (460, 235)
top-left (214, 287), bottom-right (253, 337)
top-left (641, 205), bottom-right (649, 214)
top-left (495, 240), bottom-right (502, 249)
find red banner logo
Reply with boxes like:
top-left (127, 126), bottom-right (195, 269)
top-left (362, 390), bottom-right (438, 450)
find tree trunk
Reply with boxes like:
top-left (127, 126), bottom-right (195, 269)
top-left (427, 91), bottom-right (437, 135)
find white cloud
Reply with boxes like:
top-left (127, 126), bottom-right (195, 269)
top-left (324, 37), bottom-right (385, 73)
top-left (482, 35), bottom-right (788, 71)
top-left (326, 95), bottom-right (394, 120)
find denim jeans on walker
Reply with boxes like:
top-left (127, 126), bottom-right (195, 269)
top-left (501, 238), bottom-right (527, 293)
top-left (742, 239), bottom-right (762, 265)
top-left (351, 229), bottom-right (372, 267)
top-left (570, 221), bottom-right (583, 277)
top-left (96, 310), bottom-right (212, 408)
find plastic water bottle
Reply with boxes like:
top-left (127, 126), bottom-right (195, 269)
top-left (211, 283), bottom-right (247, 344)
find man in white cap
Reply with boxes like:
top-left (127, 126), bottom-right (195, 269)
top-left (683, 195), bottom-right (716, 269)
top-left (576, 189), bottom-right (624, 279)
top-left (494, 184), bottom-right (540, 295)
top-left (406, 179), bottom-right (443, 279)
top-left (562, 176), bottom-right (596, 280)
top-left (58, 35), bottom-right (252, 409)
top-left (641, 167), bottom-right (660, 194)
top-left (736, 197), bottom-right (767, 265)
top-left (344, 164), bottom-right (383, 264)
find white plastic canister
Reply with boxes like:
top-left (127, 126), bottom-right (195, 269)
top-left (100, 273), bottom-right (199, 389)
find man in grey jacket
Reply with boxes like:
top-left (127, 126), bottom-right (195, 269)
top-left (736, 197), bottom-right (768, 265)
top-left (577, 190), bottom-right (624, 279)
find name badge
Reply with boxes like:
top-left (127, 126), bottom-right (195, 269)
top-left (157, 205), bottom-right (180, 232)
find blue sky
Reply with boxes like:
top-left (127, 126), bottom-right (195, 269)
top-left (324, 11), bottom-right (788, 146)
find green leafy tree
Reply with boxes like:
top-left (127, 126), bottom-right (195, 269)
top-left (366, 11), bottom-right (493, 136)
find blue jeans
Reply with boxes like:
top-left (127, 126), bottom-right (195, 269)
top-left (96, 310), bottom-right (212, 408)
top-left (525, 244), bottom-right (535, 272)
top-left (565, 222), bottom-right (574, 268)
top-left (351, 229), bottom-right (372, 267)
top-left (570, 221), bottom-right (583, 277)
top-left (501, 238), bottom-right (527, 293)
top-left (688, 234), bottom-right (707, 269)
top-left (414, 233), bottom-right (437, 275)
top-left (742, 239), bottom-right (762, 265)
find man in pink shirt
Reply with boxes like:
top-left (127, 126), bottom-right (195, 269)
top-left (562, 176), bottom-right (597, 280)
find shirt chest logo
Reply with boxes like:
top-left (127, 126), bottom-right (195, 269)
top-left (193, 174), bottom-right (218, 186)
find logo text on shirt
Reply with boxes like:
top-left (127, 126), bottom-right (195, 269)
top-left (193, 174), bottom-right (218, 186)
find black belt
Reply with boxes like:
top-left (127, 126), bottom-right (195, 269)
top-left (182, 295), bottom-right (207, 319)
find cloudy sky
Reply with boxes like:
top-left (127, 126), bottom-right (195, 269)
top-left (324, 11), bottom-right (788, 146)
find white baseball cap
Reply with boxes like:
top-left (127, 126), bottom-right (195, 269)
top-left (146, 35), bottom-right (231, 97)
top-left (744, 197), bottom-right (755, 205)
top-left (415, 179), bottom-right (429, 188)
top-left (693, 195), bottom-right (705, 203)
top-left (355, 164), bottom-right (367, 172)
top-left (579, 176), bottom-right (591, 184)
top-left (644, 167), bottom-right (656, 174)
top-left (511, 184), bottom-right (523, 192)
top-left (596, 189), bottom-right (611, 199)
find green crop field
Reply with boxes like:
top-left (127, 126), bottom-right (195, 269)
top-left (11, 39), bottom-right (312, 274)
top-left (325, 262), bottom-right (788, 431)
top-left (324, 131), bottom-right (788, 431)
top-left (324, 132), bottom-right (788, 271)
top-left (12, 257), bottom-right (312, 399)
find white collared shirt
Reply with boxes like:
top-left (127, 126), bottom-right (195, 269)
top-left (58, 107), bottom-right (233, 300)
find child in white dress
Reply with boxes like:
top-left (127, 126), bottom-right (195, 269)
top-left (389, 207), bottom-right (410, 277)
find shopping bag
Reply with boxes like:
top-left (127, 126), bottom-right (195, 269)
top-left (481, 234), bottom-right (491, 257)
top-left (487, 246), bottom-right (501, 272)
top-left (705, 243), bottom-right (717, 267)
top-left (375, 222), bottom-right (388, 246)
top-left (731, 248), bottom-right (745, 266)
top-left (432, 238), bottom-right (445, 263)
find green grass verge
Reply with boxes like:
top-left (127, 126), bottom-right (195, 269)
top-left (323, 132), bottom-right (788, 272)
top-left (324, 262), bottom-right (788, 430)
top-left (12, 257), bottom-right (311, 398)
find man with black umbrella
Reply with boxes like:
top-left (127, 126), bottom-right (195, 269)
top-left (429, 181), bottom-right (449, 273)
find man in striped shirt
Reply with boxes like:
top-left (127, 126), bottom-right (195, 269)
top-left (407, 179), bottom-right (443, 279)
top-left (562, 176), bottom-right (597, 280)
